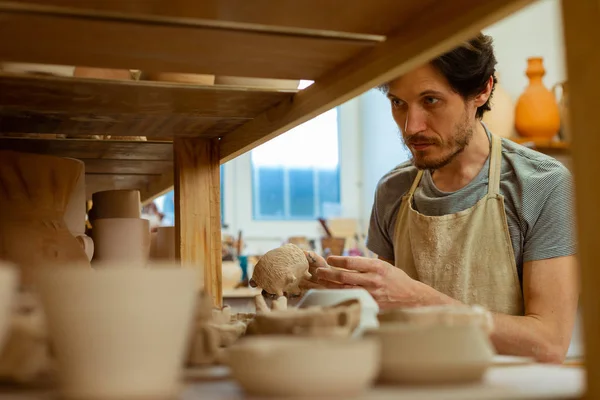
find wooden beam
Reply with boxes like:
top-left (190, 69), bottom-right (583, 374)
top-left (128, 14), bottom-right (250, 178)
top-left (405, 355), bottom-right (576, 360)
top-left (561, 0), bottom-right (600, 398)
top-left (0, 10), bottom-right (374, 80)
top-left (2, 0), bottom-right (428, 37)
top-left (219, 0), bottom-right (534, 163)
top-left (174, 137), bottom-right (221, 307)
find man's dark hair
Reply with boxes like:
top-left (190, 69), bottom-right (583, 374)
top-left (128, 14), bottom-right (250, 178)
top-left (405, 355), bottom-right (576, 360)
top-left (380, 33), bottom-right (498, 119)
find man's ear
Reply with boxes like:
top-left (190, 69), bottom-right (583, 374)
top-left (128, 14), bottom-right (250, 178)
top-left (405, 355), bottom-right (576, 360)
top-left (473, 75), bottom-right (494, 107)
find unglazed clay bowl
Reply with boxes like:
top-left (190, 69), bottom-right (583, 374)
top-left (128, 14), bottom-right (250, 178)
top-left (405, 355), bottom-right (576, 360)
top-left (34, 266), bottom-right (198, 400)
top-left (296, 288), bottom-right (379, 336)
top-left (225, 336), bottom-right (379, 397)
top-left (366, 323), bottom-right (494, 384)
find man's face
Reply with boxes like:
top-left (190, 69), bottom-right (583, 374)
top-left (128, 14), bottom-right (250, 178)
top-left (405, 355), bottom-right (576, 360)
top-left (386, 64), bottom-right (482, 170)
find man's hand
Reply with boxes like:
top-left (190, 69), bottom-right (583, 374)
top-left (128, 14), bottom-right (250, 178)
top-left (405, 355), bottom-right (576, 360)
top-left (314, 256), bottom-right (422, 310)
top-left (298, 251), bottom-right (329, 291)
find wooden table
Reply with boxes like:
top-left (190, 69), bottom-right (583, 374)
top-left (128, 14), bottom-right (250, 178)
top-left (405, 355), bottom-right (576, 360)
top-left (0, 363), bottom-right (584, 399)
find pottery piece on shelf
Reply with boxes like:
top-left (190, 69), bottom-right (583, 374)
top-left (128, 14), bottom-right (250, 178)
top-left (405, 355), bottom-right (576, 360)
top-left (143, 72), bottom-right (215, 85)
top-left (249, 244), bottom-right (311, 296)
top-left (553, 81), bottom-right (571, 142)
top-left (0, 292), bottom-right (51, 383)
top-left (366, 322), bottom-right (494, 384)
top-left (0, 151), bottom-right (91, 288)
top-left (89, 189), bottom-right (141, 220)
top-left (91, 218), bottom-right (151, 266)
top-left (245, 299), bottom-right (361, 337)
top-left (378, 304), bottom-right (494, 333)
top-left (63, 158), bottom-right (94, 261)
top-left (104, 135), bottom-right (147, 141)
top-left (225, 336), bottom-right (379, 397)
top-left (296, 288), bottom-right (379, 336)
top-left (0, 263), bottom-right (18, 351)
top-left (482, 73), bottom-right (515, 138)
top-left (150, 226), bottom-right (177, 261)
top-left (73, 67), bottom-right (133, 80)
top-left (215, 76), bottom-right (299, 90)
top-left (0, 62), bottom-right (74, 77)
top-left (222, 261), bottom-right (243, 290)
top-left (515, 57), bottom-right (561, 139)
top-left (34, 266), bottom-right (197, 400)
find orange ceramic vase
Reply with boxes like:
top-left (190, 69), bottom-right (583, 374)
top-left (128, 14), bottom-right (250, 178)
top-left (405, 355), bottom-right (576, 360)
top-left (514, 57), bottom-right (560, 139)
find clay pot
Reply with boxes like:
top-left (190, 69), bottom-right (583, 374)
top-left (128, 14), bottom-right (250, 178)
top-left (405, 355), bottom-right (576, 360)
top-left (225, 336), bottom-right (379, 397)
top-left (0, 263), bottom-right (19, 351)
top-left (0, 151), bottom-right (90, 288)
top-left (553, 81), bottom-right (571, 142)
top-left (73, 67), bottom-right (132, 80)
top-left (91, 218), bottom-right (151, 266)
top-left (482, 74), bottom-right (515, 138)
top-left (150, 226), bottom-right (177, 261)
top-left (34, 266), bottom-right (198, 400)
top-left (63, 158), bottom-right (94, 261)
top-left (89, 189), bottom-right (141, 220)
top-left (366, 322), bottom-right (494, 384)
top-left (514, 57), bottom-right (561, 139)
top-left (215, 76), bottom-right (299, 90)
top-left (297, 288), bottom-right (379, 336)
top-left (144, 72), bottom-right (215, 85)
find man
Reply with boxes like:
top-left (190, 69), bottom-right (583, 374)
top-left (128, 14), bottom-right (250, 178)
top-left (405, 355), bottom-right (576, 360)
top-left (306, 33), bottom-right (578, 363)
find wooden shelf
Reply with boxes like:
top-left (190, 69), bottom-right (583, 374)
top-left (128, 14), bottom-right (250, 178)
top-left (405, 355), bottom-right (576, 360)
top-left (509, 137), bottom-right (570, 153)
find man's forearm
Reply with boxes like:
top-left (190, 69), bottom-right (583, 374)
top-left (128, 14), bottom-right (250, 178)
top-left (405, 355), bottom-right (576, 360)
top-left (410, 281), bottom-right (568, 363)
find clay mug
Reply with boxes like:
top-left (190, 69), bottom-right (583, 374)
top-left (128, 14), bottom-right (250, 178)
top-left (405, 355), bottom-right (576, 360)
top-left (91, 218), bottom-right (150, 266)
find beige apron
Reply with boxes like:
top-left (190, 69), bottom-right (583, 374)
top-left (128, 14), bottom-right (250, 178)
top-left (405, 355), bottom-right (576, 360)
top-left (393, 135), bottom-right (524, 315)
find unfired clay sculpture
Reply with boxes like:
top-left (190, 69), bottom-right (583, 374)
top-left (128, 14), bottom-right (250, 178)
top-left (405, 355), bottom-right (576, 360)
top-left (246, 298), bottom-right (361, 337)
top-left (249, 244), bottom-right (311, 296)
top-left (0, 151), bottom-right (90, 288)
top-left (187, 293), bottom-right (250, 366)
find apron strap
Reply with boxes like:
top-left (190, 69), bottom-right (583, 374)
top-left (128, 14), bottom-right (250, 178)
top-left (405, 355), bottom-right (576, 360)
top-left (408, 170), bottom-right (424, 197)
top-left (488, 135), bottom-right (502, 195)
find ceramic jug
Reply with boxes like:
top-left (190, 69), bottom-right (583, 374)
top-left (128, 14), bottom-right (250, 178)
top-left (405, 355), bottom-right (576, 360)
top-left (514, 57), bottom-right (560, 139)
top-left (0, 151), bottom-right (90, 288)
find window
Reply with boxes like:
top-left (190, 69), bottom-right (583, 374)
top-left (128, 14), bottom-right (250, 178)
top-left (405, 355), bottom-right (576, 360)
top-left (153, 164), bottom-right (225, 226)
top-left (251, 109), bottom-right (341, 220)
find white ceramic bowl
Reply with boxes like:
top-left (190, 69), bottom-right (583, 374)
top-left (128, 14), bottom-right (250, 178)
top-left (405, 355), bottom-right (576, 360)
top-left (35, 266), bottom-right (198, 399)
top-left (366, 323), bottom-right (494, 384)
top-left (226, 336), bottom-right (379, 397)
top-left (296, 288), bottom-right (379, 335)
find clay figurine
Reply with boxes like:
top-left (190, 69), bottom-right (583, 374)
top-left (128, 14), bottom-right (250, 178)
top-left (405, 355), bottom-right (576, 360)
top-left (249, 244), bottom-right (311, 296)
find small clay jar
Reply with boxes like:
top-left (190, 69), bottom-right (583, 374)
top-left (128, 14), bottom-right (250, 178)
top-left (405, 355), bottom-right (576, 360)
top-left (89, 189), bottom-right (141, 220)
top-left (0, 151), bottom-right (90, 288)
top-left (91, 218), bottom-right (151, 266)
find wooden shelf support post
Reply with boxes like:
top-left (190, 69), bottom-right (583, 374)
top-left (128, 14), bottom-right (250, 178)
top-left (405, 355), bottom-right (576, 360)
top-left (562, 0), bottom-right (600, 398)
top-left (174, 137), bottom-right (222, 307)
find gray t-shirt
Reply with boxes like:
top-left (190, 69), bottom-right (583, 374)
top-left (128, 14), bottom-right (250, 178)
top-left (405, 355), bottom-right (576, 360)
top-left (366, 129), bottom-right (577, 282)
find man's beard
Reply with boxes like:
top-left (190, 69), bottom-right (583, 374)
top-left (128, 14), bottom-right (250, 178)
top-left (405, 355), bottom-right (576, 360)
top-left (403, 116), bottom-right (474, 171)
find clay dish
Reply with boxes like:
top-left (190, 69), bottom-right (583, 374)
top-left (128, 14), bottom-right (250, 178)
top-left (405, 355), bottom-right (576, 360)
top-left (366, 322), bottom-right (494, 385)
top-left (34, 265), bottom-right (198, 399)
top-left (378, 304), bottom-right (494, 334)
top-left (225, 336), bottom-right (379, 397)
top-left (296, 288), bottom-right (379, 336)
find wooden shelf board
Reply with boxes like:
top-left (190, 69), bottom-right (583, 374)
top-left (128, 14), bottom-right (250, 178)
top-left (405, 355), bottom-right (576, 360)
top-left (1, 0), bottom-right (429, 37)
top-left (0, 73), bottom-right (293, 136)
top-left (85, 173), bottom-right (160, 199)
top-left (510, 137), bottom-right (570, 151)
top-left (0, 10), bottom-right (375, 80)
top-left (81, 159), bottom-right (173, 175)
top-left (0, 137), bottom-right (173, 160)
